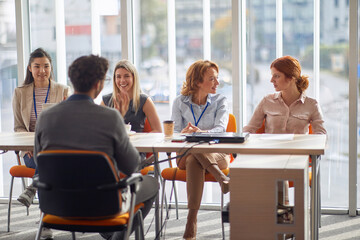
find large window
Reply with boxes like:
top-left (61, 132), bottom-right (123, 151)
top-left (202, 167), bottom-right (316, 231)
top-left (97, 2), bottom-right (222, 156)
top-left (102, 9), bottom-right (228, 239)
top-left (246, 0), bottom-right (276, 119)
top-left (133, 0), bottom-right (233, 205)
top-left (320, 0), bottom-right (349, 209)
top-left (245, 0), bottom-right (350, 209)
top-left (0, 0), bottom-right (17, 196)
top-left (1, 0), bottom-right (360, 213)
top-left (136, 0), bottom-right (169, 118)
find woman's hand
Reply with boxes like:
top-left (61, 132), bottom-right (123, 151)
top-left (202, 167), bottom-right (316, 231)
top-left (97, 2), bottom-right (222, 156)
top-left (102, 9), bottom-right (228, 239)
top-left (114, 89), bottom-right (130, 116)
top-left (181, 122), bottom-right (204, 133)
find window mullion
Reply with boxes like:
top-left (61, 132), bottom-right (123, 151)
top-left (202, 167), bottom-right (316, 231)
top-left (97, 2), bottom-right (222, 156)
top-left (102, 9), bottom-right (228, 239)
top-left (276, 0), bottom-right (283, 58)
top-left (15, 0), bottom-right (30, 86)
top-left (348, 0), bottom-right (358, 217)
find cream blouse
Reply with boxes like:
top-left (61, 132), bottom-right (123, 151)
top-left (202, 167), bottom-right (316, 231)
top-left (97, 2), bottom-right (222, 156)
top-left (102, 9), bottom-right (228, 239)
top-left (243, 92), bottom-right (326, 134)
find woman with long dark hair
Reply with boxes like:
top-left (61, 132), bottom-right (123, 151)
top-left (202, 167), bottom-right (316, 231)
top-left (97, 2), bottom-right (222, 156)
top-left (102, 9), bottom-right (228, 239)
top-left (12, 47), bottom-right (69, 239)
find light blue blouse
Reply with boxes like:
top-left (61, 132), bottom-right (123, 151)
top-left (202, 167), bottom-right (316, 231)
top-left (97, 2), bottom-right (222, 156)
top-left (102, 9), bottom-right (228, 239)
top-left (171, 94), bottom-right (229, 133)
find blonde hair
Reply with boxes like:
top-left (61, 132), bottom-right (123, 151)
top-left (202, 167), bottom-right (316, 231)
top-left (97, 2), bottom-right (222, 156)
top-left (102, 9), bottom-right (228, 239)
top-left (111, 59), bottom-right (141, 113)
top-left (181, 60), bottom-right (219, 96)
top-left (270, 55), bottom-right (309, 93)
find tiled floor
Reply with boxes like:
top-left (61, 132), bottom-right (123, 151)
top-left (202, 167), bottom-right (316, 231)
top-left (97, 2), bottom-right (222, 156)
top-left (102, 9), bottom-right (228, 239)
top-left (0, 203), bottom-right (226, 240)
top-left (1, 203), bottom-right (360, 239)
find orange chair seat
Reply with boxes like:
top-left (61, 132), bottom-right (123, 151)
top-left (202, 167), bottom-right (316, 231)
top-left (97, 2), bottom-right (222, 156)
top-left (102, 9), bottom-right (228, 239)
top-left (161, 167), bottom-right (229, 182)
top-left (43, 203), bottom-right (144, 227)
top-left (9, 165), bottom-right (35, 178)
top-left (119, 166), bottom-right (154, 179)
top-left (140, 166), bottom-right (154, 175)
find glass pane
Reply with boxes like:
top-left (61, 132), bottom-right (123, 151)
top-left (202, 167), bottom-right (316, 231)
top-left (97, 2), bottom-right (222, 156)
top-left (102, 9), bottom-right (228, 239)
top-left (29, 0), bottom-right (57, 80)
top-left (246, 0), bottom-right (276, 120)
top-left (64, 0), bottom-right (92, 75)
top-left (134, 0), bottom-right (169, 121)
top-left (176, 0), bottom-right (203, 98)
top-left (0, 0), bottom-right (19, 197)
top-left (30, 0), bottom-right (56, 50)
top-left (98, 0), bottom-right (122, 102)
top-left (134, 0), bottom-right (233, 205)
top-left (211, 0), bottom-right (232, 113)
top-left (283, 0), bottom-right (314, 97)
top-left (320, 0), bottom-right (349, 209)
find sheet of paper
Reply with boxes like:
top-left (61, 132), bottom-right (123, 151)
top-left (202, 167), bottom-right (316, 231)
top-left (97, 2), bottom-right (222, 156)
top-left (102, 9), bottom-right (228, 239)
top-left (258, 134), bottom-right (294, 141)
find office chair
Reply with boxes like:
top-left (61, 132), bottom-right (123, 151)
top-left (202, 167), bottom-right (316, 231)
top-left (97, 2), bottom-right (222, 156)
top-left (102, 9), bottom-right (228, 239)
top-left (140, 118), bottom-right (155, 175)
top-left (160, 113), bottom-right (237, 240)
top-left (7, 151), bottom-right (36, 232)
top-left (33, 150), bottom-right (145, 240)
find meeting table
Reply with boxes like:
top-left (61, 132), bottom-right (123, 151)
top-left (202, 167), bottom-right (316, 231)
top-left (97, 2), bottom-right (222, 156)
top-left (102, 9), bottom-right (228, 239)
top-left (0, 131), bottom-right (326, 240)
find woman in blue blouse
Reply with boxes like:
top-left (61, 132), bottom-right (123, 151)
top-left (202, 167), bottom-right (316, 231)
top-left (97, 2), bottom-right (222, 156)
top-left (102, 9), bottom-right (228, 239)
top-left (172, 60), bottom-right (230, 239)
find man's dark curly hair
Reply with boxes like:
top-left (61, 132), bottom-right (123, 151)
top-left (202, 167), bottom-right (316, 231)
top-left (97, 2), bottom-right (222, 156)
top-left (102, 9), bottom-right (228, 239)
top-left (68, 55), bottom-right (109, 93)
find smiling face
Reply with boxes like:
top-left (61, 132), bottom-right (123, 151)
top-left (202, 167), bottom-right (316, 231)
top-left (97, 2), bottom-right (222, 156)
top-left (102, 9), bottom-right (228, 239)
top-left (115, 67), bottom-right (134, 93)
top-left (197, 67), bottom-right (219, 95)
top-left (28, 57), bottom-right (51, 85)
top-left (270, 67), bottom-right (293, 92)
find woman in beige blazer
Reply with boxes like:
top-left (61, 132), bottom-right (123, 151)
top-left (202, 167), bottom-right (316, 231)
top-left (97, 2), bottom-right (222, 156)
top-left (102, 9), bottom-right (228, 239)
top-left (12, 48), bottom-right (68, 236)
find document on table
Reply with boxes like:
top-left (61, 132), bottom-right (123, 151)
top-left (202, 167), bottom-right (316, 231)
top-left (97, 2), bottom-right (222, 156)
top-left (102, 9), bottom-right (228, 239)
top-left (258, 134), bottom-right (294, 141)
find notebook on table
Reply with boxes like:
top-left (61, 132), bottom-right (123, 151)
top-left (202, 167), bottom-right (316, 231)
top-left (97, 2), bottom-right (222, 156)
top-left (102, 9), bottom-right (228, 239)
top-left (185, 132), bottom-right (249, 143)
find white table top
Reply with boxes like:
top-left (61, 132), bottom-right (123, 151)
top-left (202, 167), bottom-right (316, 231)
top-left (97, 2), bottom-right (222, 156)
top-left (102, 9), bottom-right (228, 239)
top-left (0, 132), bottom-right (35, 151)
top-left (130, 133), bottom-right (327, 156)
top-left (0, 132), bottom-right (327, 156)
top-left (230, 154), bottom-right (309, 170)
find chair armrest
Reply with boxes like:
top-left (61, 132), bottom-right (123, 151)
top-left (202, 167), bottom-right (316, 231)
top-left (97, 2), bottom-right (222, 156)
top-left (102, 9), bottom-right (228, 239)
top-left (33, 175), bottom-right (52, 190)
top-left (97, 173), bottom-right (143, 192)
top-left (120, 173), bottom-right (143, 193)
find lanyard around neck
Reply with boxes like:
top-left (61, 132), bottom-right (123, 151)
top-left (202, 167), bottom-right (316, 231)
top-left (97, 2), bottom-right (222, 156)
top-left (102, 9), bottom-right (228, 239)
top-left (190, 102), bottom-right (209, 127)
top-left (33, 81), bottom-right (50, 119)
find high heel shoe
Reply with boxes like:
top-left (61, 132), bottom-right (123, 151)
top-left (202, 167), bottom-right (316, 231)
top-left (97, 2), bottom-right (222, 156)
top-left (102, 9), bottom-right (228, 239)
top-left (206, 164), bottom-right (230, 194)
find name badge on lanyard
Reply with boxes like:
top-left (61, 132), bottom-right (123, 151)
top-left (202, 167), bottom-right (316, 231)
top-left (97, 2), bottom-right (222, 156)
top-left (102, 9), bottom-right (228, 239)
top-left (33, 81), bottom-right (50, 119)
top-left (191, 102), bottom-right (209, 127)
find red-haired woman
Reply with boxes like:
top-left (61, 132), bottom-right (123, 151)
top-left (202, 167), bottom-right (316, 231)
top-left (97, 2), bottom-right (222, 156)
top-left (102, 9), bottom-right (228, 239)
top-left (172, 60), bottom-right (230, 239)
top-left (243, 56), bottom-right (326, 215)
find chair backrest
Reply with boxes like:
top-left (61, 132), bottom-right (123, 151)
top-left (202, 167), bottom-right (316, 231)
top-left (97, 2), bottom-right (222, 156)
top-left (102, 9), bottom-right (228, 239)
top-left (36, 150), bottom-right (122, 218)
top-left (226, 113), bottom-right (237, 133)
top-left (143, 118), bottom-right (152, 133)
top-left (143, 118), bottom-right (153, 159)
top-left (256, 119), bottom-right (313, 134)
top-left (226, 114), bottom-right (237, 163)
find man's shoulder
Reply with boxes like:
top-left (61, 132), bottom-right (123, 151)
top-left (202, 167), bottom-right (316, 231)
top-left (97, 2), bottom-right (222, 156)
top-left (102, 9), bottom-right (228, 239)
top-left (39, 101), bottom-right (122, 129)
top-left (91, 103), bottom-right (123, 122)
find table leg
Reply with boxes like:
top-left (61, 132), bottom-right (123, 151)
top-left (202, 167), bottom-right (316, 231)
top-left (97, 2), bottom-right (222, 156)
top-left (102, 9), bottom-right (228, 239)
top-left (154, 151), bottom-right (160, 240)
top-left (310, 155), bottom-right (320, 240)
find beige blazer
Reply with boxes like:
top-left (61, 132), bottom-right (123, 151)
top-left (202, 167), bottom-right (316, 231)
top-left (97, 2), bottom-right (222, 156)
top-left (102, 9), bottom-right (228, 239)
top-left (12, 80), bottom-right (69, 133)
